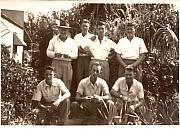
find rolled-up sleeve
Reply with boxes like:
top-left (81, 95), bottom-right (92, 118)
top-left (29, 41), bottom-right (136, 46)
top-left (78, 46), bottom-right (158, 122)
top-left (69, 40), bottom-right (78, 59)
top-left (137, 83), bottom-right (144, 99)
top-left (32, 83), bottom-right (42, 101)
top-left (47, 38), bottom-right (55, 58)
top-left (139, 39), bottom-right (148, 54)
top-left (115, 39), bottom-right (123, 55)
top-left (76, 80), bottom-right (84, 95)
top-left (101, 80), bottom-right (110, 95)
top-left (112, 78), bottom-right (120, 92)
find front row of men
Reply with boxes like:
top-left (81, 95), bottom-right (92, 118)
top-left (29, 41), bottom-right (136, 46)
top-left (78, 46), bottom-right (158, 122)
top-left (32, 62), bottom-right (144, 125)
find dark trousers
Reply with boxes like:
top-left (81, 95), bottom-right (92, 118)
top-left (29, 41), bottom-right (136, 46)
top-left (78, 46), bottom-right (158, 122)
top-left (70, 100), bottom-right (114, 123)
top-left (37, 99), bottom-right (70, 125)
top-left (76, 56), bottom-right (90, 85)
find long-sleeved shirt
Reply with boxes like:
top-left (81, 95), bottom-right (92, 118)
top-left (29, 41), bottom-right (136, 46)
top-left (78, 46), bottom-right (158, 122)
top-left (47, 35), bottom-right (78, 59)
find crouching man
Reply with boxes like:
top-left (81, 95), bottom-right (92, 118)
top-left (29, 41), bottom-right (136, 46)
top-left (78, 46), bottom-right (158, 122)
top-left (70, 62), bottom-right (114, 124)
top-left (31, 66), bottom-right (70, 125)
top-left (110, 66), bottom-right (144, 124)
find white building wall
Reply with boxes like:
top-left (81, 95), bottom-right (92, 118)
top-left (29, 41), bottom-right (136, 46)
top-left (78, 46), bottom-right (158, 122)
top-left (1, 18), bottom-right (24, 63)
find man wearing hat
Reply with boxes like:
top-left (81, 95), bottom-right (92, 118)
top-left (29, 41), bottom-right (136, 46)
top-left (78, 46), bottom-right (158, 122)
top-left (47, 20), bottom-right (78, 91)
top-left (82, 21), bottom-right (117, 85)
top-left (115, 21), bottom-right (148, 82)
top-left (74, 19), bottom-right (94, 88)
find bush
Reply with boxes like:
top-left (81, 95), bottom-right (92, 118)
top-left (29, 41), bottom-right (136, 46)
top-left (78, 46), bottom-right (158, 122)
top-left (1, 44), bottom-right (38, 125)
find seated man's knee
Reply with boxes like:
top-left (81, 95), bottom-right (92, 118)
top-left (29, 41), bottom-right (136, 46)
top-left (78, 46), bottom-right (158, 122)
top-left (71, 101), bottom-right (79, 109)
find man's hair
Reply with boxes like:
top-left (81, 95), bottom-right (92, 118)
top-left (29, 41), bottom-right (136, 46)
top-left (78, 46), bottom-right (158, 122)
top-left (45, 66), bottom-right (55, 72)
top-left (125, 66), bottom-right (134, 72)
top-left (97, 21), bottom-right (106, 26)
top-left (125, 21), bottom-right (137, 28)
top-left (90, 62), bottom-right (102, 70)
top-left (81, 19), bottom-right (90, 24)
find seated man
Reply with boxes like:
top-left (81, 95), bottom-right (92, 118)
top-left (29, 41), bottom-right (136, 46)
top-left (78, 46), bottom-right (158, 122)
top-left (70, 62), bottom-right (114, 124)
top-left (31, 66), bottom-right (70, 125)
top-left (110, 66), bottom-right (144, 124)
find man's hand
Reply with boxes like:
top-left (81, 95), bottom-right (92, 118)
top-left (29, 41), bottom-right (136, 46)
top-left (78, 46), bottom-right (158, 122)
top-left (52, 100), bottom-right (60, 107)
top-left (122, 96), bottom-right (131, 102)
top-left (93, 95), bottom-right (103, 102)
top-left (55, 53), bottom-right (62, 58)
top-left (63, 54), bottom-right (70, 58)
top-left (90, 35), bottom-right (96, 41)
top-left (128, 105), bottom-right (136, 113)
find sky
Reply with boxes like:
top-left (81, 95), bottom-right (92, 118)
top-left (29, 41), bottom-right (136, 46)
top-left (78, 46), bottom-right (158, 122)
top-left (1, 0), bottom-right (180, 21)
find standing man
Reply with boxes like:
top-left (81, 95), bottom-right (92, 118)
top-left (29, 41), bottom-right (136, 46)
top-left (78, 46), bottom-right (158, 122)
top-left (74, 19), bottom-right (94, 87)
top-left (31, 66), bottom-right (70, 125)
top-left (110, 66), bottom-right (144, 124)
top-left (70, 62), bottom-right (114, 124)
top-left (83, 21), bottom-right (116, 85)
top-left (47, 20), bottom-right (78, 90)
top-left (116, 21), bottom-right (148, 82)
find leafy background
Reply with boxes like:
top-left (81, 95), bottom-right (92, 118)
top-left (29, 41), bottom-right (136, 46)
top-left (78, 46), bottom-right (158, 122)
top-left (1, 3), bottom-right (179, 125)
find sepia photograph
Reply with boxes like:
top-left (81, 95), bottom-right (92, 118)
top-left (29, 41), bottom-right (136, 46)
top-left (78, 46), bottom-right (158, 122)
top-left (1, 0), bottom-right (179, 126)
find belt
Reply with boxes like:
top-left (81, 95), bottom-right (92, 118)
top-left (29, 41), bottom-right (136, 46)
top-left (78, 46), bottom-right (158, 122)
top-left (122, 59), bottom-right (137, 61)
top-left (91, 58), bottom-right (108, 61)
top-left (78, 53), bottom-right (89, 56)
top-left (54, 57), bottom-right (72, 61)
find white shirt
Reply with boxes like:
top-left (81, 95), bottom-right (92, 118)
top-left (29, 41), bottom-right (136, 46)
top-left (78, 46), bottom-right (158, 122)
top-left (112, 77), bottom-right (144, 101)
top-left (74, 32), bottom-right (94, 47)
top-left (83, 36), bottom-right (117, 60)
top-left (116, 36), bottom-right (148, 59)
top-left (77, 76), bottom-right (109, 97)
top-left (47, 35), bottom-right (78, 59)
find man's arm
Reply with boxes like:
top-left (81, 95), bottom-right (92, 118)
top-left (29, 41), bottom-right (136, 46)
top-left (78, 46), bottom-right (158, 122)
top-left (52, 82), bottom-right (71, 107)
top-left (130, 53), bottom-right (146, 68)
top-left (46, 38), bottom-right (56, 58)
top-left (116, 53), bottom-right (127, 68)
top-left (69, 40), bottom-right (78, 59)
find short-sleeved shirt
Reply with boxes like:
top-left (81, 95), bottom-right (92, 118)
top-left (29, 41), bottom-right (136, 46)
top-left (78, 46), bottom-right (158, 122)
top-left (116, 36), bottom-right (148, 59)
top-left (47, 35), bottom-right (78, 59)
top-left (82, 36), bottom-right (117, 60)
top-left (74, 32), bottom-right (94, 56)
top-left (112, 77), bottom-right (144, 101)
top-left (74, 32), bottom-right (94, 47)
top-left (32, 78), bottom-right (67, 102)
top-left (77, 76), bottom-right (110, 97)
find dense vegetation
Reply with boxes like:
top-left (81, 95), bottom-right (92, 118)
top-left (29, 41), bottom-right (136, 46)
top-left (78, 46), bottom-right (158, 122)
top-left (1, 3), bottom-right (179, 125)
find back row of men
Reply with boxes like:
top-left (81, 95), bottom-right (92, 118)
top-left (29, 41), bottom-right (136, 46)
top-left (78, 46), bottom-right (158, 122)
top-left (31, 19), bottom-right (148, 124)
top-left (46, 19), bottom-right (148, 91)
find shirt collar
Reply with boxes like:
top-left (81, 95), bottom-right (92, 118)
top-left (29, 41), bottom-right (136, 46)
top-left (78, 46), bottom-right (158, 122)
top-left (86, 76), bottom-right (99, 87)
top-left (124, 78), bottom-right (136, 90)
top-left (95, 35), bottom-right (108, 42)
top-left (125, 36), bottom-right (135, 41)
top-left (81, 32), bottom-right (90, 37)
top-left (44, 78), bottom-right (56, 87)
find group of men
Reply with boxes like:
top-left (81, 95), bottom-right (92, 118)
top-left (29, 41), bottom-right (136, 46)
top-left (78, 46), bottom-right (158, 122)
top-left (31, 18), bottom-right (148, 125)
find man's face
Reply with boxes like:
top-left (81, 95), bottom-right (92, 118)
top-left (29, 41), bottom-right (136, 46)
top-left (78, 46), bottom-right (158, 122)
top-left (52, 24), bottom-right (59, 34)
top-left (97, 25), bottom-right (106, 37)
top-left (81, 22), bottom-right (90, 34)
top-left (59, 28), bottom-right (69, 38)
top-left (125, 70), bottom-right (134, 83)
top-left (45, 69), bottom-right (55, 84)
top-left (90, 65), bottom-right (102, 79)
top-left (126, 26), bottom-right (135, 37)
